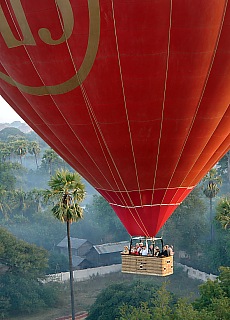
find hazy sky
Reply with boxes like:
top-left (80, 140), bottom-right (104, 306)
top-left (0, 96), bottom-right (24, 123)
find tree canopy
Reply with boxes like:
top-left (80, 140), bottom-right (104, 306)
top-left (0, 227), bottom-right (60, 317)
top-left (85, 194), bottom-right (128, 242)
top-left (0, 227), bottom-right (48, 276)
top-left (215, 195), bottom-right (230, 230)
top-left (87, 268), bottom-right (230, 320)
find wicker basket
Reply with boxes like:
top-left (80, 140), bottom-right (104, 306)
top-left (121, 254), bottom-right (173, 276)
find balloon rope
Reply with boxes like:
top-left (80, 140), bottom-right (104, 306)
top-left (3, 0), bottom-right (119, 196)
top-left (109, 0), bottom-right (150, 236)
top-left (110, 0), bottom-right (142, 207)
top-left (55, 0), bottom-right (129, 207)
top-left (54, 0), bottom-right (129, 206)
top-left (160, 0), bottom-right (229, 207)
top-left (0, 89), bottom-right (103, 188)
top-left (150, 0), bottom-right (173, 206)
top-left (2, 2), bottom-right (95, 182)
top-left (53, 1), bottom-right (118, 188)
top-left (189, 132), bottom-right (230, 187)
top-left (66, 0), bottom-right (150, 237)
top-left (75, 36), bottom-right (149, 236)
top-left (57, 0), bottom-right (149, 235)
top-left (55, 0), bottom-right (146, 222)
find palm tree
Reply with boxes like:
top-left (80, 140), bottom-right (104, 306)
top-left (11, 189), bottom-right (27, 214)
top-left (41, 149), bottom-right (59, 175)
top-left (227, 151), bottom-right (230, 189)
top-left (202, 168), bottom-right (222, 242)
top-left (28, 141), bottom-right (41, 169)
top-left (26, 188), bottom-right (44, 213)
top-left (216, 196), bottom-right (230, 230)
top-left (0, 187), bottom-right (11, 219)
top-left (44, 169), bottom-right (85, 320)
top-left (0, 142), bottom-right (11, 162)
top-left (12, 139), bottom-right (28, 165)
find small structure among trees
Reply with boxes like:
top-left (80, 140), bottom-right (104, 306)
top-left (57, 237), bottom-right (92, 257)
top-left (56, 237), bottom-right (93, 270)
top-left (56, 237), bottom-right (129, 269)
top-left (88, 241), bottom-right (130, 267)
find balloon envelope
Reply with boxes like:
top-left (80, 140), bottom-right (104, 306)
top-left (1, 0), bottom-right (230, 236)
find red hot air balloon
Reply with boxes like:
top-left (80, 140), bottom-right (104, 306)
top-left (1, 0), bottom-right (230, 237)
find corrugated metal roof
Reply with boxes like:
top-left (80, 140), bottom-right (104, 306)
top-left (56, 236), bottom-right (89, 250)
top-left (93, 241), bottom-right (129, 254)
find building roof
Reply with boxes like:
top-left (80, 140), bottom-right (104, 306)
top-left (72, 255), bottom-right (85, 267)
top-left (93, 241), bottom-right (129, 255)
top-left (56, 236), bottom-right (90, 250)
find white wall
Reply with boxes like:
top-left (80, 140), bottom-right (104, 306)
top-left (44, 262), bottom-right (217, 284)
top-left (176, 263), bottom-right (218, 282)
top-left (44, 264), bottom-right (121, 283)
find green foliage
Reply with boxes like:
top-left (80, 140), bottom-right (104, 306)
top-left (0, 127), bottom-right (25, 142)
top-left (210, 297), bottom-right (230, 320)
top-left (0, 273), bottom-right (61, 316)
top-left (46, 252), bottom-right (69, 274)
top-left (0, 185), bottom-right (45, 223)
top-left (12, 139), bottom-right (28, 164)
top-left (87, 281), bottom-right (160, 320)
top-left (44, 169), bottom-right (86, 320)
top-left (4, 211), bottom-right (66, 251)
top-left (193, 280), bottom-right (225, 311)
top-left (119, 302), bottom-right (152, 320)
top-left (202, 168), bottom-right (222, 199)
top-left (218, 266), bottom-right (230, 296)
top-left (69, 208), bottom-right (105, 244)
top-left (162, 187), bottom-right (208, 254)
top-left (44, 169), bottom-right (85, 223)
top-left (0, 187), bottom-right (11, 219)
top-left (0, 295), bottom-right (11, 319)
top-left (117, 290), bottom-right (216, 320)
top-left (216, 152), bottom-right (230, 189)
top-left (215, 195), bottom-right (230, 230)
top-left (152, 287), bottom-right (209, 320)
top-left (201, 168), bottom-right (223, 243)
top-left (86, 195), bottom-right (128, 242)
top-left (152, 283), bottom-right (173, 320)
top-left (173, 299), bottom-right (202, 320)
top-left (89, 268), bottom-right (230, 320)
top-left (0, 141), bottom-right (11, 162)
top-left (40, 149), bottom-right (64, 175)
top-left (198, 223), bottom-right (230, 274)
top-left (0, 227), bottom-right (48, 276)
top-left (28, 141), bottom-right (41, 169)
top-left (162, 184), bottom-right (230, 274)
top-left (0, 160), bottom-right (27, 209)
top-left (24, 188), bottom-right (44, 214)
top-left (1, 127), bottom-right (230, 319)
top-left (190, 267), bottom-right (230, 320)
top-left (0, 228), bottom-right (60, 317)
top-left (0, 161), bottom-right (23, 191)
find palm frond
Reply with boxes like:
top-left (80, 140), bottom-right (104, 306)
top-left (46, 169), bottom-right (85, 223)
